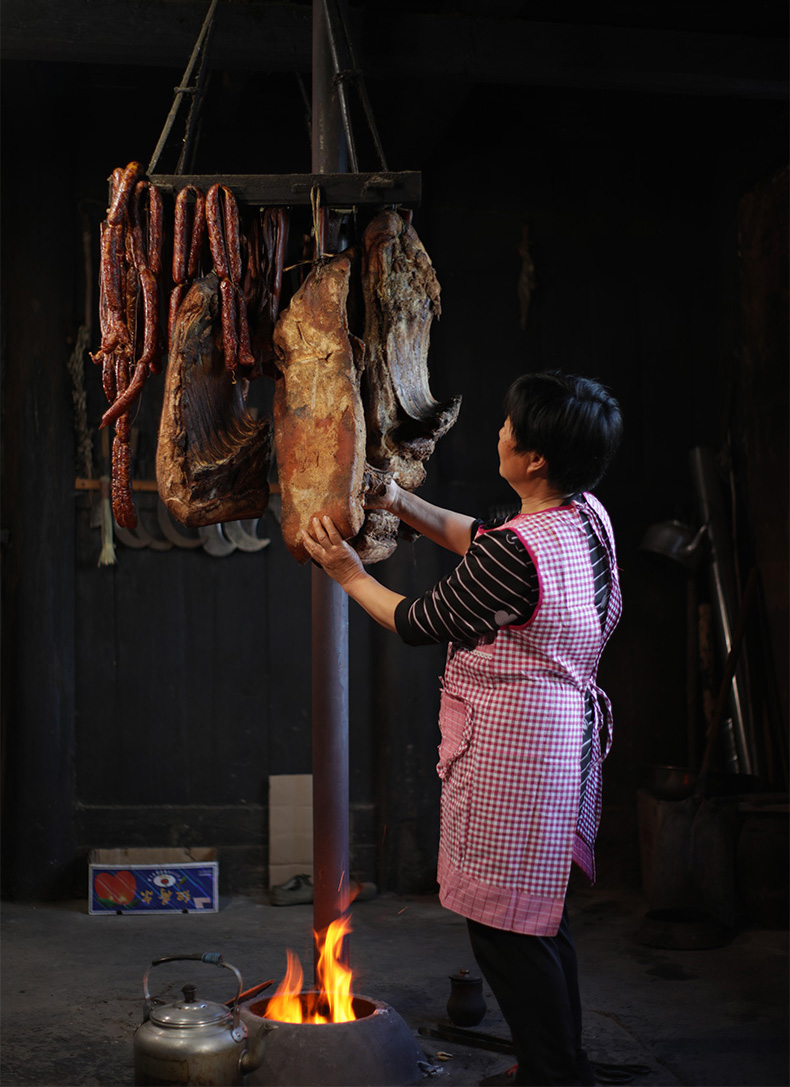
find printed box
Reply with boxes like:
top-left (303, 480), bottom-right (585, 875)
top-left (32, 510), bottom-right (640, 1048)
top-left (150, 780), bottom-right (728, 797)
top-left (88, 848), bottom-right (218, 914)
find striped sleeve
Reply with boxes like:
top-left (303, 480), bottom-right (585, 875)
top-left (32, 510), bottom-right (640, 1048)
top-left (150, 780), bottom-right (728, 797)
top-left (578, 499), bottom-right (613, 811)
top-left (394, 527), bottom-right (539, 647)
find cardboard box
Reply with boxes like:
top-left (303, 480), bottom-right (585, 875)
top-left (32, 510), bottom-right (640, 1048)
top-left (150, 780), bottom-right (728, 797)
top-left (88, 848), bottom-right (218, 914)
top-left (269, 774), bottom-right (313, 888)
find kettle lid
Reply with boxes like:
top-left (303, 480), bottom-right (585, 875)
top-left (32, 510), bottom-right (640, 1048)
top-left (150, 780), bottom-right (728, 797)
top-left (149, 984), bottom-right (232, 1029)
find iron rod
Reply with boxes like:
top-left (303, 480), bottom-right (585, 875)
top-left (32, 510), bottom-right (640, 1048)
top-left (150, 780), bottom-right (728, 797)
top-left (146, 0), bottom-right (220, 175)
top-left (311, 0), bottom-right (351, 978)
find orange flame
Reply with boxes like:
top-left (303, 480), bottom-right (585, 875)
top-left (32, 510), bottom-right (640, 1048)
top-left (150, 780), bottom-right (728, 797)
top-left (264, 949), bottom-right (306, 1023)
top-left (264, 914), bottom-right (355, 1024)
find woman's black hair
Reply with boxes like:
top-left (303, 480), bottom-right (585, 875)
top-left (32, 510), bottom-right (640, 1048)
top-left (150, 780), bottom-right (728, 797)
top-left (503, 371), bottom-right (623, 494)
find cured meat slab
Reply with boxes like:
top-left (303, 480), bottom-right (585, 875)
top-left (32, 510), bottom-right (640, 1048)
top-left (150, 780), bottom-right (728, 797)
top-left (156, 273), bottom-right (272, 527)
top-left (272, 254), bottom-right (367, 563)
top-left (355, 210), bottom-right (461, 561)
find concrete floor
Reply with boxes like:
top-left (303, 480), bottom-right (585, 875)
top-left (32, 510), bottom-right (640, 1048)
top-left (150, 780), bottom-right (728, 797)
top-left (1, 876), bottom-right (787, 1087)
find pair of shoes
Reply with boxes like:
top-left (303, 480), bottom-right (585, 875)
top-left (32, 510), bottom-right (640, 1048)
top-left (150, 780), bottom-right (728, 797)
top-left (480, 1064), bottom-right (517, 1085)
top-left (270, 873), bottom-right (313, 906)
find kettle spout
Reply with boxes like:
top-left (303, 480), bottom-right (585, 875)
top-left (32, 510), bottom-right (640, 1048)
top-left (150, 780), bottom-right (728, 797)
top-left (240, 1019), bottom-right (277, 1075)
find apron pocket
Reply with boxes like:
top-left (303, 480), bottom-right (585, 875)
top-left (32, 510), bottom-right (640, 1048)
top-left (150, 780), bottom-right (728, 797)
top-left (436, 689), bottom-right (473, 780)
top-left (437, 690), bottom-right (474, 866)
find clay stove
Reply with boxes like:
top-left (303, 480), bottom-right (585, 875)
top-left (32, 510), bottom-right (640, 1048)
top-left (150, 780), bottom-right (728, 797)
top-left (239, 994), bottom-right (422, 1087)
top-left (239, 914), bottom-right (422, 1086)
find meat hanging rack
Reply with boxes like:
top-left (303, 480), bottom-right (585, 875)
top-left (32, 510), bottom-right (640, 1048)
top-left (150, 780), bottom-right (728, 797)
top-left (146, 0), bottom-right (419, 210)
top-left (142, 0), bottom-right (422, 979)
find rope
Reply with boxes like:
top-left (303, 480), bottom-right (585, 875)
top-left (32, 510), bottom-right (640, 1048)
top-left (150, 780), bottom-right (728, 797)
top-left (310, 184), bottom-right (333, 263)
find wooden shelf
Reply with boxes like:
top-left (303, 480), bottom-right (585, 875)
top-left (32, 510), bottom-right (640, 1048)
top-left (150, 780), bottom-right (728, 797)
top-left (148, 171), bottom-right (421, 207)
top-left (75, 478), bottom-right (280, 494)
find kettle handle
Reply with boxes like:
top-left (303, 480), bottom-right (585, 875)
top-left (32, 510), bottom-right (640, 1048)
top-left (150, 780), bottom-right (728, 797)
top-left (142, 953), bottom-right (244, 1025)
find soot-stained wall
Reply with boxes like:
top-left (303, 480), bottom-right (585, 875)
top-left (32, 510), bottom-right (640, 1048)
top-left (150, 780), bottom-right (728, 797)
top-left (1, 51), bottom-right (787, 900)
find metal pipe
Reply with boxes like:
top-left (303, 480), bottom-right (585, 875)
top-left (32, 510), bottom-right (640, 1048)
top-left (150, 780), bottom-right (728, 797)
top-left (311, 0), bottom-right (351, 977)
top-left (321, 0), bottom-right (359, 173)
top-left (690, 446), bottom-right (755, 775)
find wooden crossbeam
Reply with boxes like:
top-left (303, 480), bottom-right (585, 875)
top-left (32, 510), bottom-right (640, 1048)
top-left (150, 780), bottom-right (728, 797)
top-left (148, 171), bottom-right (421, 207)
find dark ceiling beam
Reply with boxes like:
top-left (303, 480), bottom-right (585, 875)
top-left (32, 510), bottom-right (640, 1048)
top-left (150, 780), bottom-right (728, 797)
top-left (378, 12), bottom-right (788, 100)
top-left (1, 1), bottom-right (787, 99)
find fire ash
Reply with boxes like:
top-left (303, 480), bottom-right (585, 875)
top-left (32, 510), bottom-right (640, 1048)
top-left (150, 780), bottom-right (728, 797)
top-left (264, 914), bottom-right (355, 1024)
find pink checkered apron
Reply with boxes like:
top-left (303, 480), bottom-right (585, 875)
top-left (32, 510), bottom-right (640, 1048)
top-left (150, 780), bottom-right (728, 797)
top-left (436, 495), bottom-right (622, 936)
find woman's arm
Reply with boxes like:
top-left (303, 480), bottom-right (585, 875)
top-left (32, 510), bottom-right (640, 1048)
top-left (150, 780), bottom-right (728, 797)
top-left (301, 516), bottom-right (404, 632)
top-left (370, 480), bottom-right (475, 556)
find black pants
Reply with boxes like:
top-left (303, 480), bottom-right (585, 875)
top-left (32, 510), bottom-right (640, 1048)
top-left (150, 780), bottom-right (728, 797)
top-left (467, 909), bottom-right (596, 1086)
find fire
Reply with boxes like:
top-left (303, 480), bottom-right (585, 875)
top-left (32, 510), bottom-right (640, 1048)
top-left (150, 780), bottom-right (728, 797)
top-left (264, 914), bottom-right (356, 1024)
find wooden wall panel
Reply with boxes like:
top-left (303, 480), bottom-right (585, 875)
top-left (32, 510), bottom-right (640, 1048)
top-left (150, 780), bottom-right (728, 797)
top-left (1, 56), bottom-right (786, 900)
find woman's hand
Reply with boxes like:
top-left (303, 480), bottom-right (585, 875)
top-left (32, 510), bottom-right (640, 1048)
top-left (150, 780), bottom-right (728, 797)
top-left (362, 477), bottom-right (401, 513)
top-left (301, 515), bottom-right (365, 587)
top-left (302, 513), bottom-right (405, 632)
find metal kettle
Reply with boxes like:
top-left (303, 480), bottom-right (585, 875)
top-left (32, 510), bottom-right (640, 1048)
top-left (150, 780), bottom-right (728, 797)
top-left (133, 952), bottom-right (275, 1086)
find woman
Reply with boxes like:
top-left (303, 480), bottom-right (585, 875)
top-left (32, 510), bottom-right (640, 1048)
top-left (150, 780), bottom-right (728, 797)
top-left (302, 370), bottom-right (623, 1087)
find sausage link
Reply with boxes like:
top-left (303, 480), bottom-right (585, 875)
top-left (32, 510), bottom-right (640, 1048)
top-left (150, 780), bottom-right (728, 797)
top-left (99, 351), bottom-right (117, 404)
top-left (222, 186), bottom-right (242, 284)
top-left (187, 189), bottom-right (206, 279)
top-left (236, 284), bottom-right (256, 371)
top-left (100, 221), bottom-right (124, 314)
top-left (137, 266), bottom-right (161, 373)
top-left (168, 282), bottom-right (186, 349)
top-left (172, 187), bottom-right (191, 284)
top-left (110, 359), bottom-right (136, 528)
top-left (111, 430), bottom-right (137, 528)
top-left (219, 275), bottom-right (239, 374)
top-left (206, 183), bottom-right (229, 278)
top-left (101, 358), bottom-right (147, 428)
top-left (123, 261), bottom-right (139, 357)
top-left (108, 161), bottom-right (142, 226)
top-left (128, 190), bottom-right (148, 272)
top-left (146, 182), bottom-right (163, 277)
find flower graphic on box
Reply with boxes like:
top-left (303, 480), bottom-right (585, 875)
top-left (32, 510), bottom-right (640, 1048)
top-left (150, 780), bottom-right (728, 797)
top-left (93, 870), bottom-right (137, 908)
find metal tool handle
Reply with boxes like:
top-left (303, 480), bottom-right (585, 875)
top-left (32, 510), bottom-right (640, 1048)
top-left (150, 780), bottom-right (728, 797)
top-left (142, 952), bottom-right (244, 1019)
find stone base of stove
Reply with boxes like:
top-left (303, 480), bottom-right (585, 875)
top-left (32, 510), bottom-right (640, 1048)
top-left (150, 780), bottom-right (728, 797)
top-left (239, 994), bottom-right (422, 1086)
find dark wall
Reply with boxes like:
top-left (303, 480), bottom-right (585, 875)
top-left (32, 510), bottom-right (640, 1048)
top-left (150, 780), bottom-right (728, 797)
top-left (1, 54), bottom-right (787, 900)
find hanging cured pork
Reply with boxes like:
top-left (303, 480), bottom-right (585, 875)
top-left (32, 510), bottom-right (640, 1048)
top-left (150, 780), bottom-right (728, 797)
top-left (355, 210), bottom-right (461, 562)
top-left (272, 210), bottom-right (460, 565)
top-left (156, 273), bottom-right (272, 526)
top-left (156, 184), bottom-right (286, 527)
top-left (272, 253), bottom-right (368, 563)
